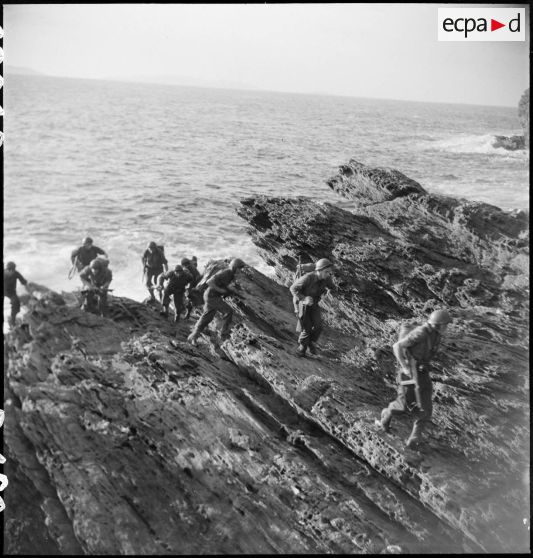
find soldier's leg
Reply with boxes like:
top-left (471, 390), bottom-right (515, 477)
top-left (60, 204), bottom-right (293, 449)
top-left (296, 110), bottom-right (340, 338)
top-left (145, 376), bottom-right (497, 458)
top-left (160, 289), bottom-right (171, 316)
top-left (98, 291), bottom-right (108, 316)
top-left (297, 305), bottom-right (313, 348)
top-left (212, 297), bottom-right (233, 338)
top-left (380, 381), bottom-right (416, 430)
top-left (9, 295), bottom-right (21, 325)
top-left (190, 295), bottom-right (218, 338)
top-left (145, 271), bottom-right (156, 300)
top-left (407, 382), bottom-right (433, 445)
top-left (309, 306), bottom-right (323, 343)
top-left (173, 291), bottom-right (186, 322)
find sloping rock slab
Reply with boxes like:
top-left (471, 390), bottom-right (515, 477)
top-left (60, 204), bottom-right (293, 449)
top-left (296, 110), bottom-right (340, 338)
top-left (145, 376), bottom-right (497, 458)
top-left (6, 287), bottom-right (477, 555)
top-left (236, 178), bottom-right (529, 551)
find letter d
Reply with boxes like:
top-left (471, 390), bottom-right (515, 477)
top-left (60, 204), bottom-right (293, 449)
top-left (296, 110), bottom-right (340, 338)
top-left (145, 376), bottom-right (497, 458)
top-left (509, 13), bottom-right (520, 32)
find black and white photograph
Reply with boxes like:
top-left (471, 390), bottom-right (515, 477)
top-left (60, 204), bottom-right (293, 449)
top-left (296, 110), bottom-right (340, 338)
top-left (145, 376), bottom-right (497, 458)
top-left (2, 3), bottom-right (530, 554)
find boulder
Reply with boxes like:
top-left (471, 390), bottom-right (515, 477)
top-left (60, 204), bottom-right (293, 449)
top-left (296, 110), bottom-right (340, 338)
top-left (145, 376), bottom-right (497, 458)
top-left (492, 135), bottom-right (526, 151)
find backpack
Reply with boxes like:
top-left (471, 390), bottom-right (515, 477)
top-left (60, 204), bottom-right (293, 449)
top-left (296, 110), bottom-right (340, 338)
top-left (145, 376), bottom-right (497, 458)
top-left (397, 320), bottom-right (420, 385)
top-left (295, 262), bottom-right (315, 280)
top-left (144, 245), bottom-right (166, 268)
top-left (188, 260), bottom-right (227, 306)
top-left (398, 319), bottom-right (420, 341)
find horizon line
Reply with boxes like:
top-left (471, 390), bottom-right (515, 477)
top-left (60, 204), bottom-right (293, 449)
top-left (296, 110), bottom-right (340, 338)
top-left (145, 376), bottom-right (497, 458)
top-left (5, 67), bottom-right (521, 110)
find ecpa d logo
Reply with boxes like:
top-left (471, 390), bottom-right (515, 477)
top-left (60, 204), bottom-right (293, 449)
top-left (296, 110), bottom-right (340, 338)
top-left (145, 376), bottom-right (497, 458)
top-left (438, 8), bottom-right (525, 41)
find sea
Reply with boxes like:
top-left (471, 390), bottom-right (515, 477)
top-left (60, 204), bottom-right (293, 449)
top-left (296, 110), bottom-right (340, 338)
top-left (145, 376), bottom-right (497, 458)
top-left (3, 74), bottom-right (530, 304)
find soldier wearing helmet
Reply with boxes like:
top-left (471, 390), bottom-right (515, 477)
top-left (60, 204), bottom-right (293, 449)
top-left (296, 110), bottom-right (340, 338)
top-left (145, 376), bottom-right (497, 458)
top-left (157, 264), bottom-right (194, 322)
top-left (181, 257), bottom-right (202, 318)
top-left (289, 257), bottom-right (335, 357)
top-left (79, 258), bottom-right (113, 310)
top-left (187, 258), bottom-right (246, 346)
top-left (71, 237), bottom-right (107, 275)
top-left (376, 308), bottom-right (452, 450)
top-left (141, 241), bottom-right (168, 302)
top-left (4, 261), bottom-right (31, 327)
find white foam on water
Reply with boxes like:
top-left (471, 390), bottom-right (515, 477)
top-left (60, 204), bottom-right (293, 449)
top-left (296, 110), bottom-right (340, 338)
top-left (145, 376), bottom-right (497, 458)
top-left (425, 133), bottom-right (529, 158)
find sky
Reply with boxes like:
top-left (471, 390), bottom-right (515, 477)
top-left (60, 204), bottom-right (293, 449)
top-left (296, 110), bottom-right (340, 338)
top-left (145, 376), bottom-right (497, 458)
top-left (3, 3), bottom-right (530, 106)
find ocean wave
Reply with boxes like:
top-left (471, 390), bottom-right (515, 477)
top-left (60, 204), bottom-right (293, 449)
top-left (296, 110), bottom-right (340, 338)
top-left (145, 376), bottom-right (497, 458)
top-left (425, 133), bottom-right (529, 158)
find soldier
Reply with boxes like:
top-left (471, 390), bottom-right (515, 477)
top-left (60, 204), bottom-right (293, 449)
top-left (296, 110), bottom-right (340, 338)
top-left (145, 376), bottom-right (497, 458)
top-left (290, 258), bottom-right (334, 357)
top-left (187, 258), bottom-right (246, 346)
top-left (375, 309), bottom-right (452, 450)
top-left (142, 241), bottom-right (168, 301)
top-left (70, 237), bottom-right (107, 274)
top-left (157, 264), bottom-right (193, 322)
top-left (4, 262), bottom-right (31, 326)
top-left (79, 258), bottom-right (113, 315)
top-left (181, 257), bottom-right (202, 318)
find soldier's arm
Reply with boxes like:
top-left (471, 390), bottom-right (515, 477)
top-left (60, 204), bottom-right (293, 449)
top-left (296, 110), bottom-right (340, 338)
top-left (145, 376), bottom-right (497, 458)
top-left (79, 268), bottom-right (94, 288)
top-left (392, 340), bottom-right (412, 373)
top-left (393, 328), bottom-right (423, 373)
top-left (290, 274), bottom-right (309, 301)
top-left (95, 246), bottom-right (107, 257)
top-left (16, 272), bottom-right (32, 294)
top-left (101, 271), bottom-right (112, 290)
top-left (207, 271), bottom-right (231, 295)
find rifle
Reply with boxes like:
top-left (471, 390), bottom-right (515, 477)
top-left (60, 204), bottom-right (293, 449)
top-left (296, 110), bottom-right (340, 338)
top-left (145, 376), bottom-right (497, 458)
top-left (68, 256), bottom-right (79, 280)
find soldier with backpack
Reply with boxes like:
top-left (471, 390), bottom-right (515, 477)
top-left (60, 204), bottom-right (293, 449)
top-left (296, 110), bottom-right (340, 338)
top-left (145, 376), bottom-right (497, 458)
top-left (142, 241), bottom-right (168, 302)
top-left (157, 264), bottom-right (194, 322)
top-left (375, 309), bottom-right (452, 450)
top-left (70, 237), bottom-right (107, 279)
top-left (181, 257), bottom-right (202, 318)
top-left (290, 258), bottom-right (335, 357)
top-left (187, 258), bottom-right (246, 346)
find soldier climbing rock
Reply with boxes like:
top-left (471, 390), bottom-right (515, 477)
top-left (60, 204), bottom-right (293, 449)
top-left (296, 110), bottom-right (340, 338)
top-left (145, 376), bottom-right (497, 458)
top-left (375, 309), bottom-right (452, 450)
top-left (157, 264), bottom-right (193, 322)
top-left (142, 241), bottom-right (168, 302)
top-left (4, 261), bottom-right (32, 327)
top-left (289, 258), bottom-right (335, 357)
top-left (187, 258), bottom-right (246, 346)
top-left (79, 257), bottom-right (113, 315)
top-left (180, 257), bottom-right (202, 318)
top-left (70, 237), bottom-right (107, 277)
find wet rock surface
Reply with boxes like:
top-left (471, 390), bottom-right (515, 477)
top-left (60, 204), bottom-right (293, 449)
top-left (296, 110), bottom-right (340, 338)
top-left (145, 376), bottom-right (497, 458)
top-left (492, 135), bottom-right (526, 151)
top-left (5, 160), bottom-right (529, 554)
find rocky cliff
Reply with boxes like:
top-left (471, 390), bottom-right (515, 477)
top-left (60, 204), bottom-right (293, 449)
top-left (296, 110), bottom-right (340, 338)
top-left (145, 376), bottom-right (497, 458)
top-left (4, 160), bottom-right (529, 554)
top-left (518, 88), bottom-right (529, 148)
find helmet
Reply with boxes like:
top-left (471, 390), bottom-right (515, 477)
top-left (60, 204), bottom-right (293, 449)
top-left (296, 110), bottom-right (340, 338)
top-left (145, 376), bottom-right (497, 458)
top-left (6, 261), bottom-right (16, 270)
top-left (148, 241), bottom-right (157, 249)
top-left (315, 258), bottom-right (333, 271)
top-left (191, 256), bottom-right (198, 262)
top-left (90, 258), bottom-right (103, 269)
top-left (230, 258), bottom-right (246, 270)
top-left (428, 309), bottom-right (452, 325)
top-left (180, 257), bottom-right (191, 266)
top-left (174, 264), bottom-right (183, 272)
top-left (96, 256), bottom-right (109, 267)
top-left (82, 236), bottom-right (93, 245)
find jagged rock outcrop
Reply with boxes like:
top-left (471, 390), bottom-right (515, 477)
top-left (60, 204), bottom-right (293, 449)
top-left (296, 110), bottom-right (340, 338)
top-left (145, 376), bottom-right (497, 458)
top-left (492, 135), bottom-right (526, 151)
top-left (518, 88), bottom-right (529, 148)
top-left (491, 88), bottom-right (530, 150)
top-left (4, 160), bottom-right (529, 554)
